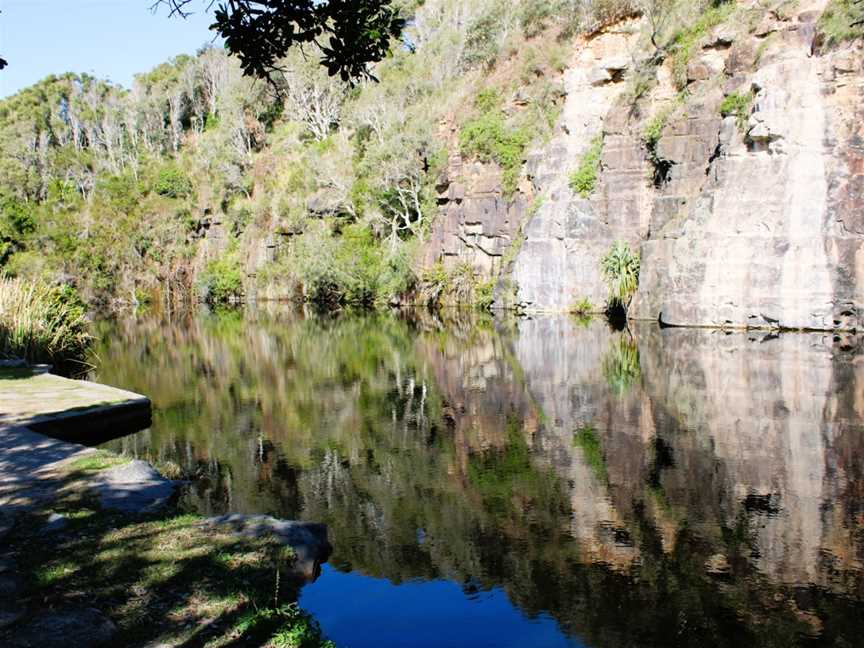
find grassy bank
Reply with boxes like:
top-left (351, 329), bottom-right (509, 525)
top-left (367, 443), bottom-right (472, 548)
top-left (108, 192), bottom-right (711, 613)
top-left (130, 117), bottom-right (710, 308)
top-left (0, 277), bottom-right (91, 371)
top-left (1, 453), bottom-right (334, 648)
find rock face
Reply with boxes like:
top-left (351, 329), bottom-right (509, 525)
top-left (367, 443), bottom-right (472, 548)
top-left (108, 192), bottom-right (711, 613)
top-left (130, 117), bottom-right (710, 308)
top-left (424, 143), bottom-right (526, 277)
top-left (633, 7), bottom-right (864, 330)
top-left (423, 2), bottom-right (864, 330)
top-left (508, 20), bottom-right (646, 312)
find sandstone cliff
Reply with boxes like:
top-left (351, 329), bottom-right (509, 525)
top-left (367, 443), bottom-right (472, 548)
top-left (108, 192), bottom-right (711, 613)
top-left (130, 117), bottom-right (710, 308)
top-left (425, 1), bottom-right (864, 331)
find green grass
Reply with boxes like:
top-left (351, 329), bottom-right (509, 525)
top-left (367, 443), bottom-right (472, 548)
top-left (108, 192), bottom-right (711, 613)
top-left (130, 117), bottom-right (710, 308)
top-left (817, 0), bottom-right (864, 47)
top-left (569, 134), bottom-right (604, 198)
top-left (0, 277), bottom-right (92, 371)
top-left (642, 110), bottom-right (670, 154)
top-left (67, 450), bottom-right (132, 473)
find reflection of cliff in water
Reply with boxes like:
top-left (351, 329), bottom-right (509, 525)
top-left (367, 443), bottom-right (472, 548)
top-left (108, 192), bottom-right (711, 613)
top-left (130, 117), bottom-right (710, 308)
top-left (94, 307), bottom-right (864, 647)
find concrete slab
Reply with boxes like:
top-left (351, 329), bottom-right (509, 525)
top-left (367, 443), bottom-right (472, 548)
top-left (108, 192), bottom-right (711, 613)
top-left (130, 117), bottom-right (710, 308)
top-left (0, 369), bottom-right (151, 444)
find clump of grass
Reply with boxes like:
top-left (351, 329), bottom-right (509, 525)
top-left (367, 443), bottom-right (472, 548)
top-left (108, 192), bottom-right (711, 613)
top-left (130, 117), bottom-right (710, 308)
top-left (642, 110), bottom-right (670, 154)
top-left (569, 134), bottom-right (604, 198)
top-left (719, 90), bottom-right (755, 133)
top-left (816, 0), bottom-right (864, 47)
top-left (570, 297), bottom-right (595, 316)
top-left (0, 277), bottom-right (92, 370)
top-left (600, 241), bottom-right (640, 311)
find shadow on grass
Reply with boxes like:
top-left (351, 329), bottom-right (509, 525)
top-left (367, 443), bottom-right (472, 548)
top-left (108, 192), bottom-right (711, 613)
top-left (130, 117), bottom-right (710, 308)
top-left (1, 466), bottom-right (333, 648)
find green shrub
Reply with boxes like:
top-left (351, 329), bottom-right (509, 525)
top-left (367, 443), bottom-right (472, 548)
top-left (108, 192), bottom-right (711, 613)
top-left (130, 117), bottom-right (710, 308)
top-left (475, 279), bottom-right (496, 311)
top-left (199, 251), bottom-right (244, 303)
top-left (720, 90), bottom-right (755, 133)
top-left (94, 173), bottom-right (142, 215)
top-left (600, 241), bottom-right (640, 310)
top-left (642, 111), bottom-right (668, 153)
top-left (569, 134), bottom-right (604, 198)
top-left (0, 277), bottom-right (91, 371)
top-left (520, 0), bottom-right (558, 37)
top-left (459, 92), bottom-right (531, 197)
top-left (817, 0), bottom-right (864, 46)
top-left (154, 167), bottom-right (194, 199)
top-left (0, 194), bottom-right (36, 266)
top-left (418, 262), bottom-right (493, 309)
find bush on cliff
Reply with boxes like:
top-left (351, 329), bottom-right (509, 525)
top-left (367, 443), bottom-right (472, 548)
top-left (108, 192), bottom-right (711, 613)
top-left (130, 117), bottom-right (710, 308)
top-left (459, 90), bottom-right (531, 196)
top-left (719, 91), bottom-right (755, 133)
top-left (0, 277), bottom-right (91, 370)
top-left (600, 241), bottom-right (640, 311)
top-left (569, 134), bottom-right (604, 198)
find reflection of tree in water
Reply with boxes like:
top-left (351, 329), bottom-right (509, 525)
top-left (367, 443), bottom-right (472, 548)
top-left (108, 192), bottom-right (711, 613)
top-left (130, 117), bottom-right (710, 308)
top-left (92, 308), bottom-right (864, 647)
top-left (602, 334), bottom-right (641, 397)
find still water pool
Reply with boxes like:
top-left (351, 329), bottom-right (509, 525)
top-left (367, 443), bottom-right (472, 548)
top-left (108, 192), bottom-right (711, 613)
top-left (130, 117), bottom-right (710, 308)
top-left (91, 305), bottom-right (864, 647)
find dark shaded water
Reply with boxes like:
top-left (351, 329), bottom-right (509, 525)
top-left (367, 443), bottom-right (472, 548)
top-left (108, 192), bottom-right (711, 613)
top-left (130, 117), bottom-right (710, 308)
top-left (90, 306), bottom-right (864, 648)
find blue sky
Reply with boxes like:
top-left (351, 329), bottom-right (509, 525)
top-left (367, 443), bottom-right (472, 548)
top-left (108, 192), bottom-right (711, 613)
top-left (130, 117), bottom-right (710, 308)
top-left (1, 0), bottom-right (223, 98)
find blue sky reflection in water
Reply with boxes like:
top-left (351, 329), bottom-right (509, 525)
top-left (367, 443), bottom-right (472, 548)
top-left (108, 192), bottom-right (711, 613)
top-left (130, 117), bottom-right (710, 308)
top-left (93, 307), bottom-right (864, 648)
top-left (300, 565), bottom-right (582, 648)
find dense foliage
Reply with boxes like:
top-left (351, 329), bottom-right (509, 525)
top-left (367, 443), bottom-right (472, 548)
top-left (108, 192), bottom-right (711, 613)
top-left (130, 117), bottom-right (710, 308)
top-left (0, 277), bottom-right (91, 371)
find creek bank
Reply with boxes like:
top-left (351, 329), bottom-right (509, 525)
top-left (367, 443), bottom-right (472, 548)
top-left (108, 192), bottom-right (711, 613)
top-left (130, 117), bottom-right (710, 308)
top-left (0, 444), bottom-right (334, 647)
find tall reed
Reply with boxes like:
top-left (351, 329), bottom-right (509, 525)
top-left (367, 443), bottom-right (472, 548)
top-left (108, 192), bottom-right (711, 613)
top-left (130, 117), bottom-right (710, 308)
top-left (0, 277), bottom-right (92, 371)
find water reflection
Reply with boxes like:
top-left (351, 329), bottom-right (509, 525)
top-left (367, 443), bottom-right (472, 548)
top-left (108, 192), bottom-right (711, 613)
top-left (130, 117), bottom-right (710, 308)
top-left (90, 306), bottom-right (864, 647)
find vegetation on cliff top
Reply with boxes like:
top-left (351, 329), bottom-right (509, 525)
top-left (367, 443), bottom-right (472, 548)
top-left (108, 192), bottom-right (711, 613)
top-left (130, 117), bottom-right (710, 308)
top-left (817, 0), bottom-right (864, 47)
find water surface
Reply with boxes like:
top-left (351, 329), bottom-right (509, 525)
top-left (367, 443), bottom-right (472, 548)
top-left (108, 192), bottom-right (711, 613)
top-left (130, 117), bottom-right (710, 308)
top-left (91, 306), bottom-right (864, 647)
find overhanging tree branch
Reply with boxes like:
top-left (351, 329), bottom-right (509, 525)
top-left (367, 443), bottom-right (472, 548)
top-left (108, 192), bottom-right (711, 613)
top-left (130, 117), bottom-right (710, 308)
top-left (151, 1), bottom-right (405, 83)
